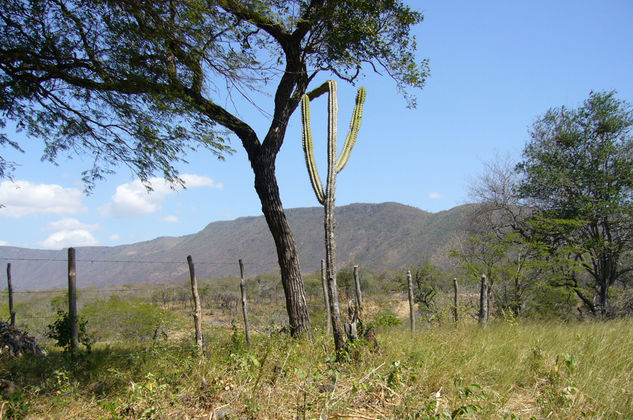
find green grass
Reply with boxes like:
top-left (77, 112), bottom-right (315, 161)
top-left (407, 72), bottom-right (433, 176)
top-left (1, 319), bottom-right (632, 419)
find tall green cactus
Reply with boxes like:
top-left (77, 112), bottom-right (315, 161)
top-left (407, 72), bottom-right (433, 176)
top-left (301, 80), bottom-right (366, 203)
top-left (301, 80), bottom-right (366, 355)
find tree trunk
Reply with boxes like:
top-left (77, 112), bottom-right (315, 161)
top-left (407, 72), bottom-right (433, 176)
top-left (251, 154), bottom-right (312, 337)
top-left (598, 281), bottom-right (609, 317)
top-left (479, 274), bottom-right (488, 325)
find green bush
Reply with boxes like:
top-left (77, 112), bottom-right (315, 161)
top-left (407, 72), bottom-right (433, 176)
top-left (82, 296), bottom-right (176, 342)
top-left (46, 310), bottom-right (93, 352)
top-left (373, 309), bottom-right (402, 327)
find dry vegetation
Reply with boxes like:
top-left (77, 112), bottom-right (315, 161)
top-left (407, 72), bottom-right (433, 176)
top-left (2, 298), bottom-right (632, 419)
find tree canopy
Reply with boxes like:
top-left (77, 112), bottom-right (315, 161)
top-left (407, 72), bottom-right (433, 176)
top-left (0, 0), bottom-right (427, 186)
top-left (1, 0), bottom-right (429, 335)
top-left (516, 91), bottom-right (633, 314)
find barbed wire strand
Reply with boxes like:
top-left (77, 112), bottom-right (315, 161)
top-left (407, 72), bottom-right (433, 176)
top-left (0, 257), bottom-right (253, 265)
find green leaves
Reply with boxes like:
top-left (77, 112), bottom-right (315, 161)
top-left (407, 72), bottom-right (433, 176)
top-left (516, 91), bottom-right (633, 312)
top-left (47, 310), bottom-right (93, 353)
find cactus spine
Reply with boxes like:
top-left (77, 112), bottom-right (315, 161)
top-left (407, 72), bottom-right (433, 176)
top-left (301, 80), bottom-right (366, 355)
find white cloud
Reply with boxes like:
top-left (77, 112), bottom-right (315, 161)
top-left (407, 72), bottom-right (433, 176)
top-left (99, 174), bottom-right (221, 218)
top-left (0, 180), bottom-right (86, 218)
top-left (0, 240), bottom-right (9, 246)
top-left (161, 215), bottom-right (180, 223)
top-left (36, 230), bottom-right (99, 249)
top-left (43, 217), bottom-right (100, 232)
top-left (181, 174), bottom-right (223, 189)
top-left (108, 233), bottom-right (121, 242)
top-left (429, 192), bottom-right (444, 199)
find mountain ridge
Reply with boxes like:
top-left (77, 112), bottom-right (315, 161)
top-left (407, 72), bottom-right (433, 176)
top-left (1, 202), bottom-right (474, 290)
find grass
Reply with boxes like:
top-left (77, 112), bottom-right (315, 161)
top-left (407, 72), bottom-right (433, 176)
top-left (2, 318), bottom-right (632, 419)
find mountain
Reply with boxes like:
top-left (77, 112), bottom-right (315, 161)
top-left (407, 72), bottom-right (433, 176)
top-left (0, 202), bottom-right (475, 290)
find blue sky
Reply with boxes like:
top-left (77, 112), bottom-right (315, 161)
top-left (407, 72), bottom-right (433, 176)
top-left (1, 0), bottom-right (632, 250)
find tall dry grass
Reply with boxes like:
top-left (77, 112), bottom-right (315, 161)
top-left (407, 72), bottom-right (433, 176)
top-left (2, 318), bottom-right (631, 419)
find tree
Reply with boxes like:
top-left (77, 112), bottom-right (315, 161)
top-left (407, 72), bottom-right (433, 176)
top-left (465, 157), bottom-right (547, 318)
top-left (410, 262), bottom-right (438, 311)
top-left (0, 0), bottom-right (428, 335)
top-left (516, 91), bottom-right (633, 315)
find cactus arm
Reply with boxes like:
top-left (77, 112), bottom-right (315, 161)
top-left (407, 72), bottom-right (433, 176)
top-left (336, 86), bottom-right (366, 173)
top-left (301, 94), bottom-right (326, 205)
top-left (327, 80), bottom-right (338, 189)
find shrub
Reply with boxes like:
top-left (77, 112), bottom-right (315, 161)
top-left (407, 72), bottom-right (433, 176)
top-left (46, 310), bottom-right (92, 352)
top-left (81, 296), bottom-right (176, 342)
top-left (373, 309), bottom-right (401, 327)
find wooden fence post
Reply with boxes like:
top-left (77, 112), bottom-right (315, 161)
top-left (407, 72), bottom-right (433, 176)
top-left (407, 270), bottom-right (415, 333)
top-left (68, 247), bottom-right (78, 352)
top-left (353, 265), bottom-right (362, 313)
top-left (187, 255), bottom-right (203, 350)
top-left (7, 263), bottom-right (15, 326)
top-left (239, 259), bottom-right (251, 345)
top-left (321, 259), bottom-right (331, 336)
top-left (479, 274), bottom-right (488, 325)
top-left (453, 277), bottom-right (459, 323)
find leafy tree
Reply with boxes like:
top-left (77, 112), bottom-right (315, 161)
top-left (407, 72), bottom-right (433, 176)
top-left (516, 91), bottom-right (633, 315)
top-left (409, 262), bottom-right (439, 307)
top-left (0, 0), bottom-right (428, 335)
top-left (467, 156), bottom-right (591, 318)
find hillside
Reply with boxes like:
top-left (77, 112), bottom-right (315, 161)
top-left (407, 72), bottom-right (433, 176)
top-left (0, 202), bottom-right (475, 290)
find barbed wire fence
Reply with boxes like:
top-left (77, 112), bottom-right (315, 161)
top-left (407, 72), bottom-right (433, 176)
top-left (0, 249), bottom-right (301, 347)
top-left (1, 250), bottom-right (484, 350)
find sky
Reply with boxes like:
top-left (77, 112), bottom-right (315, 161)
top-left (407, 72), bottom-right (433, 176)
top-left (1, 0), bottom-right (632, 250)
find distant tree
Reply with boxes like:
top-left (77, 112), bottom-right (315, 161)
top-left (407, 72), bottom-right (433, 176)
top-left (466, 156), bottom-right (593, 318)
top-left (410, 262), bottom-right (438, 311)
top-left (337, 266), bottom-right (355, 300)
top-left (0, 0), bottom-right (428, 335)
top-left (468, 155), bottom-right (534, 239)
top-left (516, 91), bottom-right (633, 315)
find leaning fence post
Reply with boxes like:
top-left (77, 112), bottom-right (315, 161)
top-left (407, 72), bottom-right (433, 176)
top-left (187, 255), bottom-right (203, 350)
top-left (407, 270), bottom-right (415, 333)
top-left (321, 259), bottom-right (331, 336)
top-left (453, 277), bottom-right (459, 323)
top-left (7, 263), bottom-right (15, 326)
top-left (68, 247), bottom-right (78, 352)
top-left (239, 259), bottom-right (251, 345)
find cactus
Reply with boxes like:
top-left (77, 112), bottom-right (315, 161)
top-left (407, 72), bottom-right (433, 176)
top-left (301, 80), bottom-right (366, 355)
top-left (301, 81), bottom-right (366, 202)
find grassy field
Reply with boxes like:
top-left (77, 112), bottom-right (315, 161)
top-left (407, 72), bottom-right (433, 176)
top-left (2, 317), bottom-right (632, 419)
